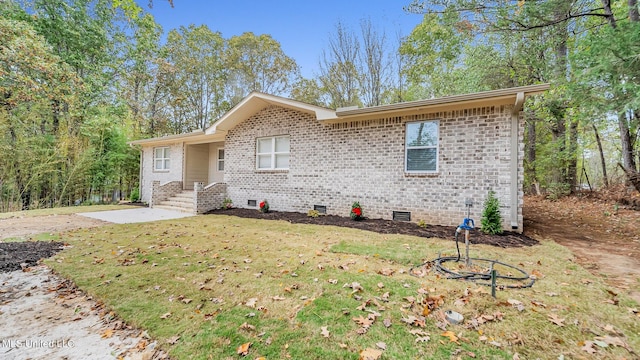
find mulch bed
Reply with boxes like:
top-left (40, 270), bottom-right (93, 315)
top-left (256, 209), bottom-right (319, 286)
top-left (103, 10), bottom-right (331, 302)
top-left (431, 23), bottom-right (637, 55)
top-left (0, 241), bottom-right (64, 273)
top-left (206, 208), bottom-right (538, 248)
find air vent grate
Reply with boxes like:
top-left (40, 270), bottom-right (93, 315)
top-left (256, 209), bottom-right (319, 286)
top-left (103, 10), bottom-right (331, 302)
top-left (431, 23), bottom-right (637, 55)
top-left (393, 211), bottom-right (411, 222)
top-left (314, 205), bottom-right (327, 214)
top-left (248, 200), bottom-right (257, 207)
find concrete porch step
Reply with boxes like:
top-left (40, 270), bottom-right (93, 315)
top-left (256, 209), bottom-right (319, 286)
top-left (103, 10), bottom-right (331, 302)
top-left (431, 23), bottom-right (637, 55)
top-left (153, 204), bottom-right (194, 213)
top-left (159, 199), bottom-right (193, 208)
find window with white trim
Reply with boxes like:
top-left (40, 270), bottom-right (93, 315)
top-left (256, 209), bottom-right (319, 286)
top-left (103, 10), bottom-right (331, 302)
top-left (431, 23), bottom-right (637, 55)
top-left (405, 121), bottom-right (439, 172)
top-left (153, 146), bottom-right (170, 171)
top-left (217, 148), bottom-right (225, 171)
top-left (256, 135), bottom-right (290, 170)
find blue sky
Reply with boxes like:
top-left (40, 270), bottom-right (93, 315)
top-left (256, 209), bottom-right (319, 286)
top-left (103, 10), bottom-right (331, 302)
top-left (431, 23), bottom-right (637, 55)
top-left (136, 0), bottom-right (424, 78)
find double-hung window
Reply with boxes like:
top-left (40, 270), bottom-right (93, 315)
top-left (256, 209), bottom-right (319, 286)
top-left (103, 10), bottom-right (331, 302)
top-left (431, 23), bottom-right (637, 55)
top-left (217, 148), bottom-right (225, 171)
top-left (154, 146), bottom-right (170, 171)
top-left (405, 121), bottom-right (439, 172)
top-left (257, 135), bottom-right (290, 170)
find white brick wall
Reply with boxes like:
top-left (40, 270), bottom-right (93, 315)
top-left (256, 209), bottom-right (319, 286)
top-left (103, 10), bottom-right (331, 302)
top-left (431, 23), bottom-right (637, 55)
top-left (225, 105), bottom-right (523, 230)
top-left (140, 142), bottom-right (184, 203)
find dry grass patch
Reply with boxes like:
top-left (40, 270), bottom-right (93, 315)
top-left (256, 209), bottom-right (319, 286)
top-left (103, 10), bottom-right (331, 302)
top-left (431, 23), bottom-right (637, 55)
top-left (0, 204), bottom-right (136, 220)
top-left (47, 214), bottom-right (639, 359)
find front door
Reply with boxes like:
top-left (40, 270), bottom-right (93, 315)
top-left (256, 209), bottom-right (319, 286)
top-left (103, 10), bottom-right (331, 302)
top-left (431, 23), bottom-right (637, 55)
top-left (208, 144), bottom-right (224, 183)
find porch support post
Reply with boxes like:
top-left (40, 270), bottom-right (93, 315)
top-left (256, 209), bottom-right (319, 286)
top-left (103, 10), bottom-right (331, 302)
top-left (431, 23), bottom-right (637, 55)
top-left (510, 92), bottom-right (525, 231)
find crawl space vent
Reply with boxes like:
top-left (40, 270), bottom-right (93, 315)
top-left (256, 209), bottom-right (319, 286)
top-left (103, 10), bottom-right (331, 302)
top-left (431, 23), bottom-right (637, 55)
top-left (313, 205), bottom-right (327, 214)
top-left (393, 211), bottom-right (411, 221)
top-left (247, 200), bottom-right (257, 207)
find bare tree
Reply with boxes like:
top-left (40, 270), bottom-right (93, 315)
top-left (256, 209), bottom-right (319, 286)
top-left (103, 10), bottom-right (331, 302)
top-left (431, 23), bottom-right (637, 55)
top-left (358, 19), bottom-right (391, 107)
top-left (318, 21), bottom-right (361, 108)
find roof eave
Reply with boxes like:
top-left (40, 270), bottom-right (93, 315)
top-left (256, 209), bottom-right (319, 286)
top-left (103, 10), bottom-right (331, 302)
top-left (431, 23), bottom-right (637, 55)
top-left (332, 84), bottom-right (550, 120)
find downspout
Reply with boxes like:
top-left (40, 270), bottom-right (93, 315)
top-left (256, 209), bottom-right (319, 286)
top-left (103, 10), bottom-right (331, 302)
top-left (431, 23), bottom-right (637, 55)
top-left (510, 92), bottom-right (525, 231)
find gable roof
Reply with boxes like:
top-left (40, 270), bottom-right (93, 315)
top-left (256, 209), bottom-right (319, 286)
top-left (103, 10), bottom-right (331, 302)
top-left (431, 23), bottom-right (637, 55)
top-left (205, 92), bottom-right (336, 134)
top-left (130, 84), bottom-right (549, 146)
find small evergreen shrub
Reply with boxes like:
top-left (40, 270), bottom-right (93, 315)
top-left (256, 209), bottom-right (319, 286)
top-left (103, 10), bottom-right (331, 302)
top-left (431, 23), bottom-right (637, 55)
top-left (481, 190), bottom-right (503, 235)
top-left (350, 202), bottom-right (363, 221)
top-left (222, 198), bottom-right (233, 209)
top-left (130, 187), bottom-right (140, 202)
top-left (259, 200), bottom-right (269, 213)
top-left (307, 209), bottom-right (320, 218)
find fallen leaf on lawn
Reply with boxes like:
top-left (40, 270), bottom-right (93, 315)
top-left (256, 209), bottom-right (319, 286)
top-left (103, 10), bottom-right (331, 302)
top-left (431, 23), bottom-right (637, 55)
top-left (595, 335), bottom-right (633, 352)
top-left (531, 269), bottom-right (544, 279)
top-left (181, 298), bottom-right (192, 304)
top-left (328, 279), bottom-right (338, 284)
top-left (582, 340), bottom-right (597, 354)
top-left (343, 282), bottom-right (364, 292)
top-left (321, 326), bottom-right (330, 338)
top-left (489, 341), bottom-right (502, 347)
top-left (383, 318), bottom-right (392, 328)
top-left (530, 300), bottom-right (546, 308)
top-left (272, 295), bottom-right (286, 301)
top-left (101, 329), bottom-right (113, 338)
top-left (410, 329), bottom-right (430, 337)
top-left (160, 312), bottom-right (172, 319)
top-left (376, 342), bottom-right (386, 350)
top-left (359, 348), bottom-right (383, 360)
top-left (402, 315), bottom-right (425, 327)
top-left (167, 335), bottom-right (180, 345)
top-left (356, 299), bottom-right (371, 311)
top-left (512, 353), bottom-right (520, 360)
top-left (353, 316), bottom-right (373, 327)
top-left (377, 268), bottom-right (394, 276)
top-left (240, 322), bottom-right (256, 331)
top-left (581, 278), bottom-right (592, 285)
top-left (245, 298), bottom-right (258, 308)
top-left (505, 298), bottom-right (525, 312)
top-left (441, 331), bottom-right (459, 343)
top-left (237, 342), bottom-right (251, 356)
top-left (415, 336), bottom-right (430, 343)
top-left (377, 282), bottom-right (384, 289)
top-left (548, 313), bottom-right (565, 327)
top-left (601, 324), bottom-right (623, 335)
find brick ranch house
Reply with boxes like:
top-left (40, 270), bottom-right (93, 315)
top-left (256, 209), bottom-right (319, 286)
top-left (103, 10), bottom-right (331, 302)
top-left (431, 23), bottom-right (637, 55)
top-left (129, 84), bottom-right (549, 233)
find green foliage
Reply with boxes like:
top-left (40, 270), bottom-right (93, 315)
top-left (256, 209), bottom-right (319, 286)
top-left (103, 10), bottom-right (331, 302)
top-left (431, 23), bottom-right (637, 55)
top-left (222, 198), bottom-right (233, 209)
top-left (307, 209), bottom-right (320, 218)
top-left (545, 182), bottom-right (571, 201)
top-left (129, 187), bottom-right (140, 202)
top-left (259, 200), bottom-right (269, 213)
top-left (480, 191), bottom-right (503, 235)
top-left (350, 201), bottom-right (363, 221)
top-left (416, 219), bottom-right (428, 229)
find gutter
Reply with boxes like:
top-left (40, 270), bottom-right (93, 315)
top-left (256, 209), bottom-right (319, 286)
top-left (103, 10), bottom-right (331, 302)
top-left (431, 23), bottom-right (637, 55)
top-left (335, 84), bottom-right (550, 117)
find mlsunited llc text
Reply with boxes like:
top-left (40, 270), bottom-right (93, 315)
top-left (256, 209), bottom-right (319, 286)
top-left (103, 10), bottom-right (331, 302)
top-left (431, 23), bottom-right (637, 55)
top-left (1, 339), bottom-right (75, 348)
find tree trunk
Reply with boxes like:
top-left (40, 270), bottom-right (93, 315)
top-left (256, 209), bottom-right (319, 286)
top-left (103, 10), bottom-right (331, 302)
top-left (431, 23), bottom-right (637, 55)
top-left (619, 112), bottom-right (637, 172)
top-left (601, 0), bottom-right (617, 28)
top-left (525, 118), bottom-right (538, 193)
top-left (566, 118), bottom-right (579, 192)
top-left (629, 0), bottom-right (639, 22)
top-left (592, 123), bottom-right (609, 187)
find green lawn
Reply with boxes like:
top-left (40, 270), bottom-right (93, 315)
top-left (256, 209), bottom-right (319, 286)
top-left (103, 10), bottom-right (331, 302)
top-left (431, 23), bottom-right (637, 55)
top-left (45, 214), bottom-right (639, 360)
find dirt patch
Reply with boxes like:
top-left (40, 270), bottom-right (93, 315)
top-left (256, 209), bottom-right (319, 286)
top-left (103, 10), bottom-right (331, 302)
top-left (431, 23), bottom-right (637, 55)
top-left (524, 195), bottom-right (640, 302)
top-left (0, 266), bottom-right (167, 359)
top-left (206, 208), bottom-right (539, 248)
top-left (0, 241), bottom-right (64, 273)
top-left (0, 214), bottom-right (107, 241)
